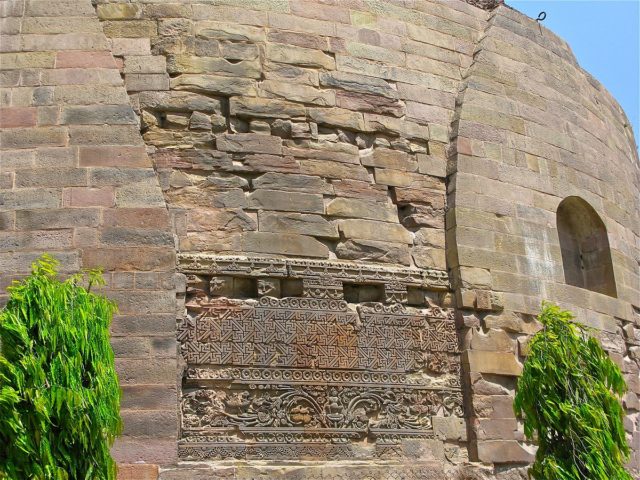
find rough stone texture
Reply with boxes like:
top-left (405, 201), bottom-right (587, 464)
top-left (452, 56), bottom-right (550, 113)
top-left (0, 0), bottom-right (178, 469)
top-left (2, 0), bottom-right (638, 478)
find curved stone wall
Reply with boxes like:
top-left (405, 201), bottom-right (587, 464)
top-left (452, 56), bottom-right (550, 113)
top-left (1, 0), bottom-right (638, 478)
top-left (449, 5), bottom-right (639, 470)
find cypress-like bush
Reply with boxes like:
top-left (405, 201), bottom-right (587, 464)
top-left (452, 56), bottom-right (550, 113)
top-left (514, 303), bottom-right (631, 480)
top-left (0, 255), bottom-right (122, 479)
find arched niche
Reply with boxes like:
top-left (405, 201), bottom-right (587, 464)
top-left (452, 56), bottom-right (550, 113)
top-left (556, 196), bottom-right (617, 297)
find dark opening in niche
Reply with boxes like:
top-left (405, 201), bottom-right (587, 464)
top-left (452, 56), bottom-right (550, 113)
top-left (557, 196), bottom-right (617, 297)
top-left (281, 279), bottom-right (304, 298)
top-left (234, 277), bottom-right (258, 299)
top-left (343, 283), bottom-right (384, 303)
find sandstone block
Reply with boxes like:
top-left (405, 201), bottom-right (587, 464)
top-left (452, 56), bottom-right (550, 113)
top-left (308, 107), bottom-right (366, 131)
top-left (171, 74), bottom-right (257, 96)
top-left (69, 125), bottom-right (143, 146)
top-left (116, 463), bottom-right (158, 480)
top-left (471, 329), bottom-right (516, 352)
top-left (361, 148), bottom-right (417, 171)
top-left (230, 96), bottom-right (306, 119)
top-left (335, 90), bottom-right (404, 117)
top-left (298, 160), bottom-right (372, 182)
top-left (195, 21), bottom-right (265, 42)
top-left (167, 55), bottom-right (260, 78)
top-left (459, 266), bottom-right (492, 289)
top-left (61, 105), bottom-right (136, 125)
top-left (336, 239), bottom-right (411, 265)
top-left (97, 3), bottom-right (141, 20)
top-left (123, 56), bottom-right (167, 74)
top-left (103, 209), bottom-right (170, 229)
top-left (484, 311), bottom-right (541, 334)
top-left (240, 154), bottom-right (301, 174)
top-left (139, 91), bottom-right (221, 113)
top-left (241, 232), bottom-right (329, 258)
top-left (0, 107), bottom-right (36, 128)
top-left (414, 228), bottom-right (445, 248)
top-left (326, 197), bottom-right (397, 222)
top-left (464, 351), bottom-right (523, 376)
top-left (319, 71), bottom-right (397, 98)
top-left (268, 30), bottom-right (328, 51)
top-left (399, 204), bottom-right (444, 229)
top-left (99, 228), bottom-right (174, 247)
top-left (338, 219), bottom-right (412, 244)
top-left (266, 43), bottom-right (335, 70)
top-left (259, 212), bottom-right (338, 238)
top-left (332, 179), bottom-right (388, 201)
top-left (264, 61), bottom-right (320, 87)
top-left (252, 172), bottom-right (333, 194)
top-left (0, 52), bottom-right (55, 70)
top-left (124, 73), bottom-right (169, 92)
top-left (84, 248), bottom-right (175, 273)
top-left (102, 20), bottom-right (156, 38)
top-left (247, 190), bottom-right (323, 213)
top-left (432, 417), bottom-right (467, 441)
top-left (1, 127), bottom-right (67, 149)
top-left (477, 441), bottom-right (535, 464)
top-left (216, 133), bottom-right (282, 155)
top-left (261, 80), bottom-right (335, 106)
top-left (111, 38), bottom-right (150, 56)
top-left (64, 187), bottom-right (114, 207)
top-left (417, 154), bottom-right (447, 178)
top-left (412, 246), bottom-right (446, 269)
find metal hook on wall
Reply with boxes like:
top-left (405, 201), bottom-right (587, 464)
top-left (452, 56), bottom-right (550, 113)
top-left (536, 11), bottom-right (547, 34)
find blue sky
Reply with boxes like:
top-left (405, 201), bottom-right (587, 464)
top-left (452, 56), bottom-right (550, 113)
top-left (508, 0), bottom-right (640, 144)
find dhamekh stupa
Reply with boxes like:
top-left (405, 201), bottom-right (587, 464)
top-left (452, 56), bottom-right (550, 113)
top-left (0, 0), bottom-right (638, 478)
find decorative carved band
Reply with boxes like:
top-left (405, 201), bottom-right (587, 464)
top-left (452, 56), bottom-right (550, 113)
top-left (178, 253), bottom-right (449, 290)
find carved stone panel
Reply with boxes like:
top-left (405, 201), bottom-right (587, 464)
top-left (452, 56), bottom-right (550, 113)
top-left (177, 255), bottom-right (461, 461)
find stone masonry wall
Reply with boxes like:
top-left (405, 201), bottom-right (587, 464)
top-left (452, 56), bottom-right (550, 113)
top-left (449, 6), bottom-right (640, 474)
top-left (1, 0), bottom-right (638, 478)
top-left (0, 0), bottom-right (178, 467)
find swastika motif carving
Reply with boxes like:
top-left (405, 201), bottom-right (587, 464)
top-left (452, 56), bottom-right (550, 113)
top-left (177, 255), bottom-right (461, 460)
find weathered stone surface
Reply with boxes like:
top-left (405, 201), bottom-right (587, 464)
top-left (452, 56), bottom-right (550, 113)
top-left (361, 148), bottom-right (417, 171)
top-left (167, 55), bottom-right (260, 78)
top-left (171, 74), bottom-right (257, 96)
top-left (477, 441), bottom-right (535, 464)
top-left (252, 172), bottom-right (333, 194)
top-left (258, 212), bottom-right (338, 238)
top-left (412, 246), bottom-right (446, 269)
top-left (326, 198), bottom-right (397, 222)
top-left (241, 232), bottom-right (329, 258)
top-left (216, 133), bottom-right (282, 155)
top-left (139, 91), bottom-right (222, 113)
top-left (230, 96), bottom-right (306, 119)
top-left (307, 107), bottom-right (366, 131)
top-left (336, 90), bottom-right (404, 117)
top-left (247, 190), bottom-right (324, 213)
top-left (319, 71), bottom-right (397, 98)
top-left (261, 80), bottom-right (335, 106)
top-left (7, 0), bottom-right (638, 475)
top-left (464, 351), bottom-right (523, 376)
top-left (338, 219), bottom-right (412, 243)
top-left (336, 239), bottom-right (411, 265)
top-left (266, 43), bottom-right (335, 70)
top-left (484, 311), bottom-right (541, 334)
top-left (471, 329), bottom-right (516, 352)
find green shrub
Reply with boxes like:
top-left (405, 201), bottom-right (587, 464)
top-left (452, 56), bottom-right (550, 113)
top-left (514, 303), bottom-right (631, 480)
top-left (0, 255), bottom-right (122, 479)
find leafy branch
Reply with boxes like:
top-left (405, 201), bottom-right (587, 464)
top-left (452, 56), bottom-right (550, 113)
top-left (0, 254), bottom-right (122, 479)
top-left (514, 303), bottom-right (631, 479)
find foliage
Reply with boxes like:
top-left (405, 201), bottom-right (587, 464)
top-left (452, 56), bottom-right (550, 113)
top-left (514, 303), bottom-right (631, 480)
top-left (0, 255), bottom-right (122, 479)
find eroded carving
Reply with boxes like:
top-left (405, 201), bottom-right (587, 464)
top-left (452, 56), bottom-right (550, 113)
top-left (178, 256), bottom-right (461, 460)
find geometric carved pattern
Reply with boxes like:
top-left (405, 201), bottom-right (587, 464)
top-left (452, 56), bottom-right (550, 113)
top-left (177, 255), bottom-right (460, 460)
